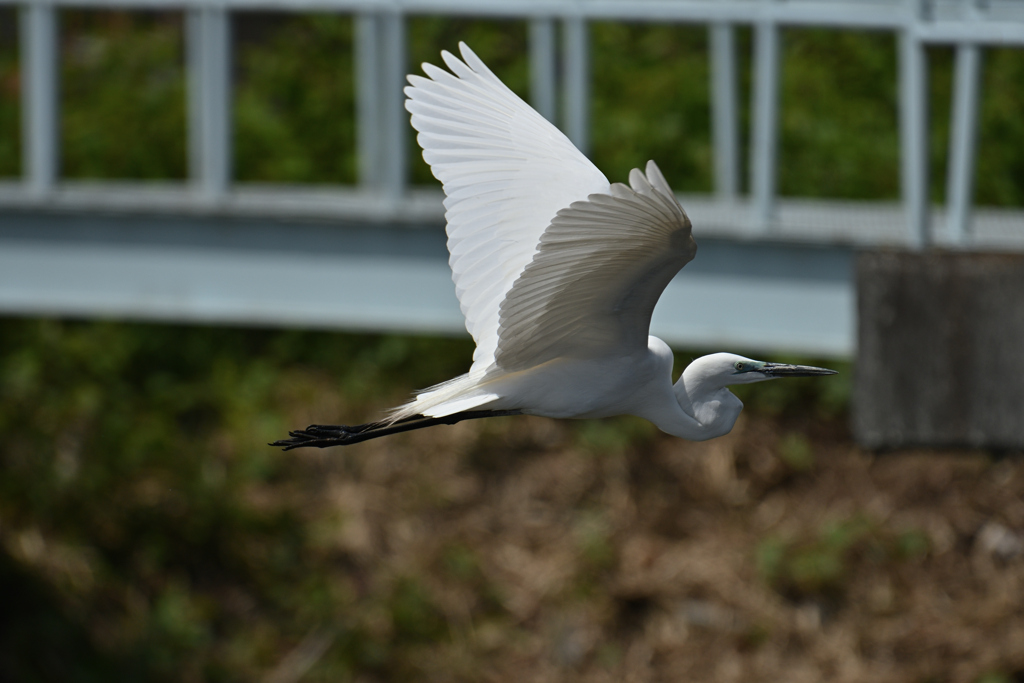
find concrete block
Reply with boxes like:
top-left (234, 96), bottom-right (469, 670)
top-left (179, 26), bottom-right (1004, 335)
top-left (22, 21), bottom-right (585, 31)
top-left (854, 250), bottom-right (1024, 450)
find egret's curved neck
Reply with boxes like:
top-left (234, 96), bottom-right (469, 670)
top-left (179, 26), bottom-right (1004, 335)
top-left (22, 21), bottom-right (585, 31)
top-left (636, 340), bottom-right (743, 442)
top-left (673, 361), bottom-right (744, 441)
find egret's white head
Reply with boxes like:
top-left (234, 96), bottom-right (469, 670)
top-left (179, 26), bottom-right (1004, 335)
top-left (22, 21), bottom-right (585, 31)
top-left (688, 352), bottom-right (838, 388)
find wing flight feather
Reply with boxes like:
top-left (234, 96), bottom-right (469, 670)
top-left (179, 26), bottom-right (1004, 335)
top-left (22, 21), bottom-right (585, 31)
top-left (495, 161), bottom-right (695, 372)
top-left (405, 43), bottom-right (609, 376)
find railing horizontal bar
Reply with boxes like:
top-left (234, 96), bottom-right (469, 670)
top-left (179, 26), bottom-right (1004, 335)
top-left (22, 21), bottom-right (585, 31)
top-left (5, 181), bottom-right (1024, 251)
top-left (0, 0), bottom-right (914, 27)
top-left (7, 0), bottom-right (1024, 45)
top-left (0, 0), bottom-right (905, 27)
top-left (915, 22), bottom-right (1024, 46)
top-left (0, 182), bottom-right (449, 222)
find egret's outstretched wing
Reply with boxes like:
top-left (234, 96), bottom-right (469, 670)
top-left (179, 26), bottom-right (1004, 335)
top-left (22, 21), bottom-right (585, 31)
top-left (404, 43), bottom-right (609, 376)
top-left (495, 161), bottom-right (695, 372)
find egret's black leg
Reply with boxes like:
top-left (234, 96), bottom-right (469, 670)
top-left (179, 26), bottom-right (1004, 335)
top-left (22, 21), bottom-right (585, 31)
top-left (270, 409), bottom-right (522, 450)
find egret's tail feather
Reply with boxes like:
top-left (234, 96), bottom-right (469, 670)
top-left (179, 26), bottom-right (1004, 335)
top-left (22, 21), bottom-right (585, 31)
top-left (386, 372), bottom-right (501, 423)
top-left (270, 409), bottom-right (521, 450)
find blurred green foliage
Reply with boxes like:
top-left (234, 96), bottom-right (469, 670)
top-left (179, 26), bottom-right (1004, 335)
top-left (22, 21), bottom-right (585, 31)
top-left (976, 47), bottom-right (1024, 206)
top-left (778, 29), bottom-right (901, 200)
top-left (756, 515), bottom-right (930, 602)
top-left (776, 432), bottom-right (815, 472)
top-left (572, 415), bottom-right (659, 455)
top-left (233, 14), bottom-right (357, 184)
top-left (976, 673), bottom-right (1018, 683)
top-left (0, 317), bottom-right (843, 680)
top-left (60, 11), bottom-right (187, 180)
top-left (0, 318), bottom-right (480, 681)
top-left (0, 8), bottom-right (22, 177)
top-left (591, 22), bottom-right (714, 194)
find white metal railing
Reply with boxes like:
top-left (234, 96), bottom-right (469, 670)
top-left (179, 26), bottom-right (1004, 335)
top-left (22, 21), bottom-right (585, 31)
top-left (4, 0), bottom-right (1024, 249)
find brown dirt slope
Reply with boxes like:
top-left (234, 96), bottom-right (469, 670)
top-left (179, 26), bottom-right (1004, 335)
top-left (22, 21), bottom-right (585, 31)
top-left (282, 412), bottom-right (1024, 683)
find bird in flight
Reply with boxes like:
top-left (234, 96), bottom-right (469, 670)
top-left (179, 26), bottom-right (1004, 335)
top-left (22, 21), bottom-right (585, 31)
top-left (272, 43), bottom-right (835, 450)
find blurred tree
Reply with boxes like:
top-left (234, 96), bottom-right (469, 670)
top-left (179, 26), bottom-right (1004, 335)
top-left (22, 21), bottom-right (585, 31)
top-left (977, 46), bottom-right (1024, 206)
top-left (60, 11), bottom-right (187, 180)
top-left (0, 319), bottom-right (481, 681)
top-left (591, 22), bottom-right (715, 195)
top-left (233, 13), bottom-right (357, 184)
top-left (0, 8), bottom-right (22, 177)
top-left (779, 29), bottom-right (902, 200)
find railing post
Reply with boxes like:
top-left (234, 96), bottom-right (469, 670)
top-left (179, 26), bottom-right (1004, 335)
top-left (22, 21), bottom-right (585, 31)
top-left (187, 5), bottom-right (232, 201)
top-left (899, 8), bottom-right (930, 248)
top-left (710, 22), bottom-right (739, 200)
top-left (381, 11), bottom-right (406, 199)
top-left (529, 18), bottom-right (557, 124)
top-left (356, 12), bottom-right (382, 189)
top-left (750, 15), bottom-right (781, 232)
top-left (945, 2), bottom-right (983, 246)
top-left (20, 2), bottom-right (59, 196)
top-left (562, 15), bottom-right (589, 156)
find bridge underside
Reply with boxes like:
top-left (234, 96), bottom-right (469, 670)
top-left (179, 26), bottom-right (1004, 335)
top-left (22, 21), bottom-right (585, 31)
top-left (0, 208), bottom-right (854, 358)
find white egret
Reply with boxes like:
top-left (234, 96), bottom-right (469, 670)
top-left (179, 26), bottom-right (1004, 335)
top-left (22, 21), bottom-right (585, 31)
top-left (273, 43), bottom-right (835, 450)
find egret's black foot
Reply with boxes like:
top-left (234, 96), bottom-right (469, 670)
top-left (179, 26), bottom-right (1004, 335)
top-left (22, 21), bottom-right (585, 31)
top-left (270, 424), bottom-right (369, 450)
top-left (270, 410), bottom-right (523, 450)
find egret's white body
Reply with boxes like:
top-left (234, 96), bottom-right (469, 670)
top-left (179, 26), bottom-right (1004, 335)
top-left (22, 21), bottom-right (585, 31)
top-left (273, 43), bottom-right (835, 450)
